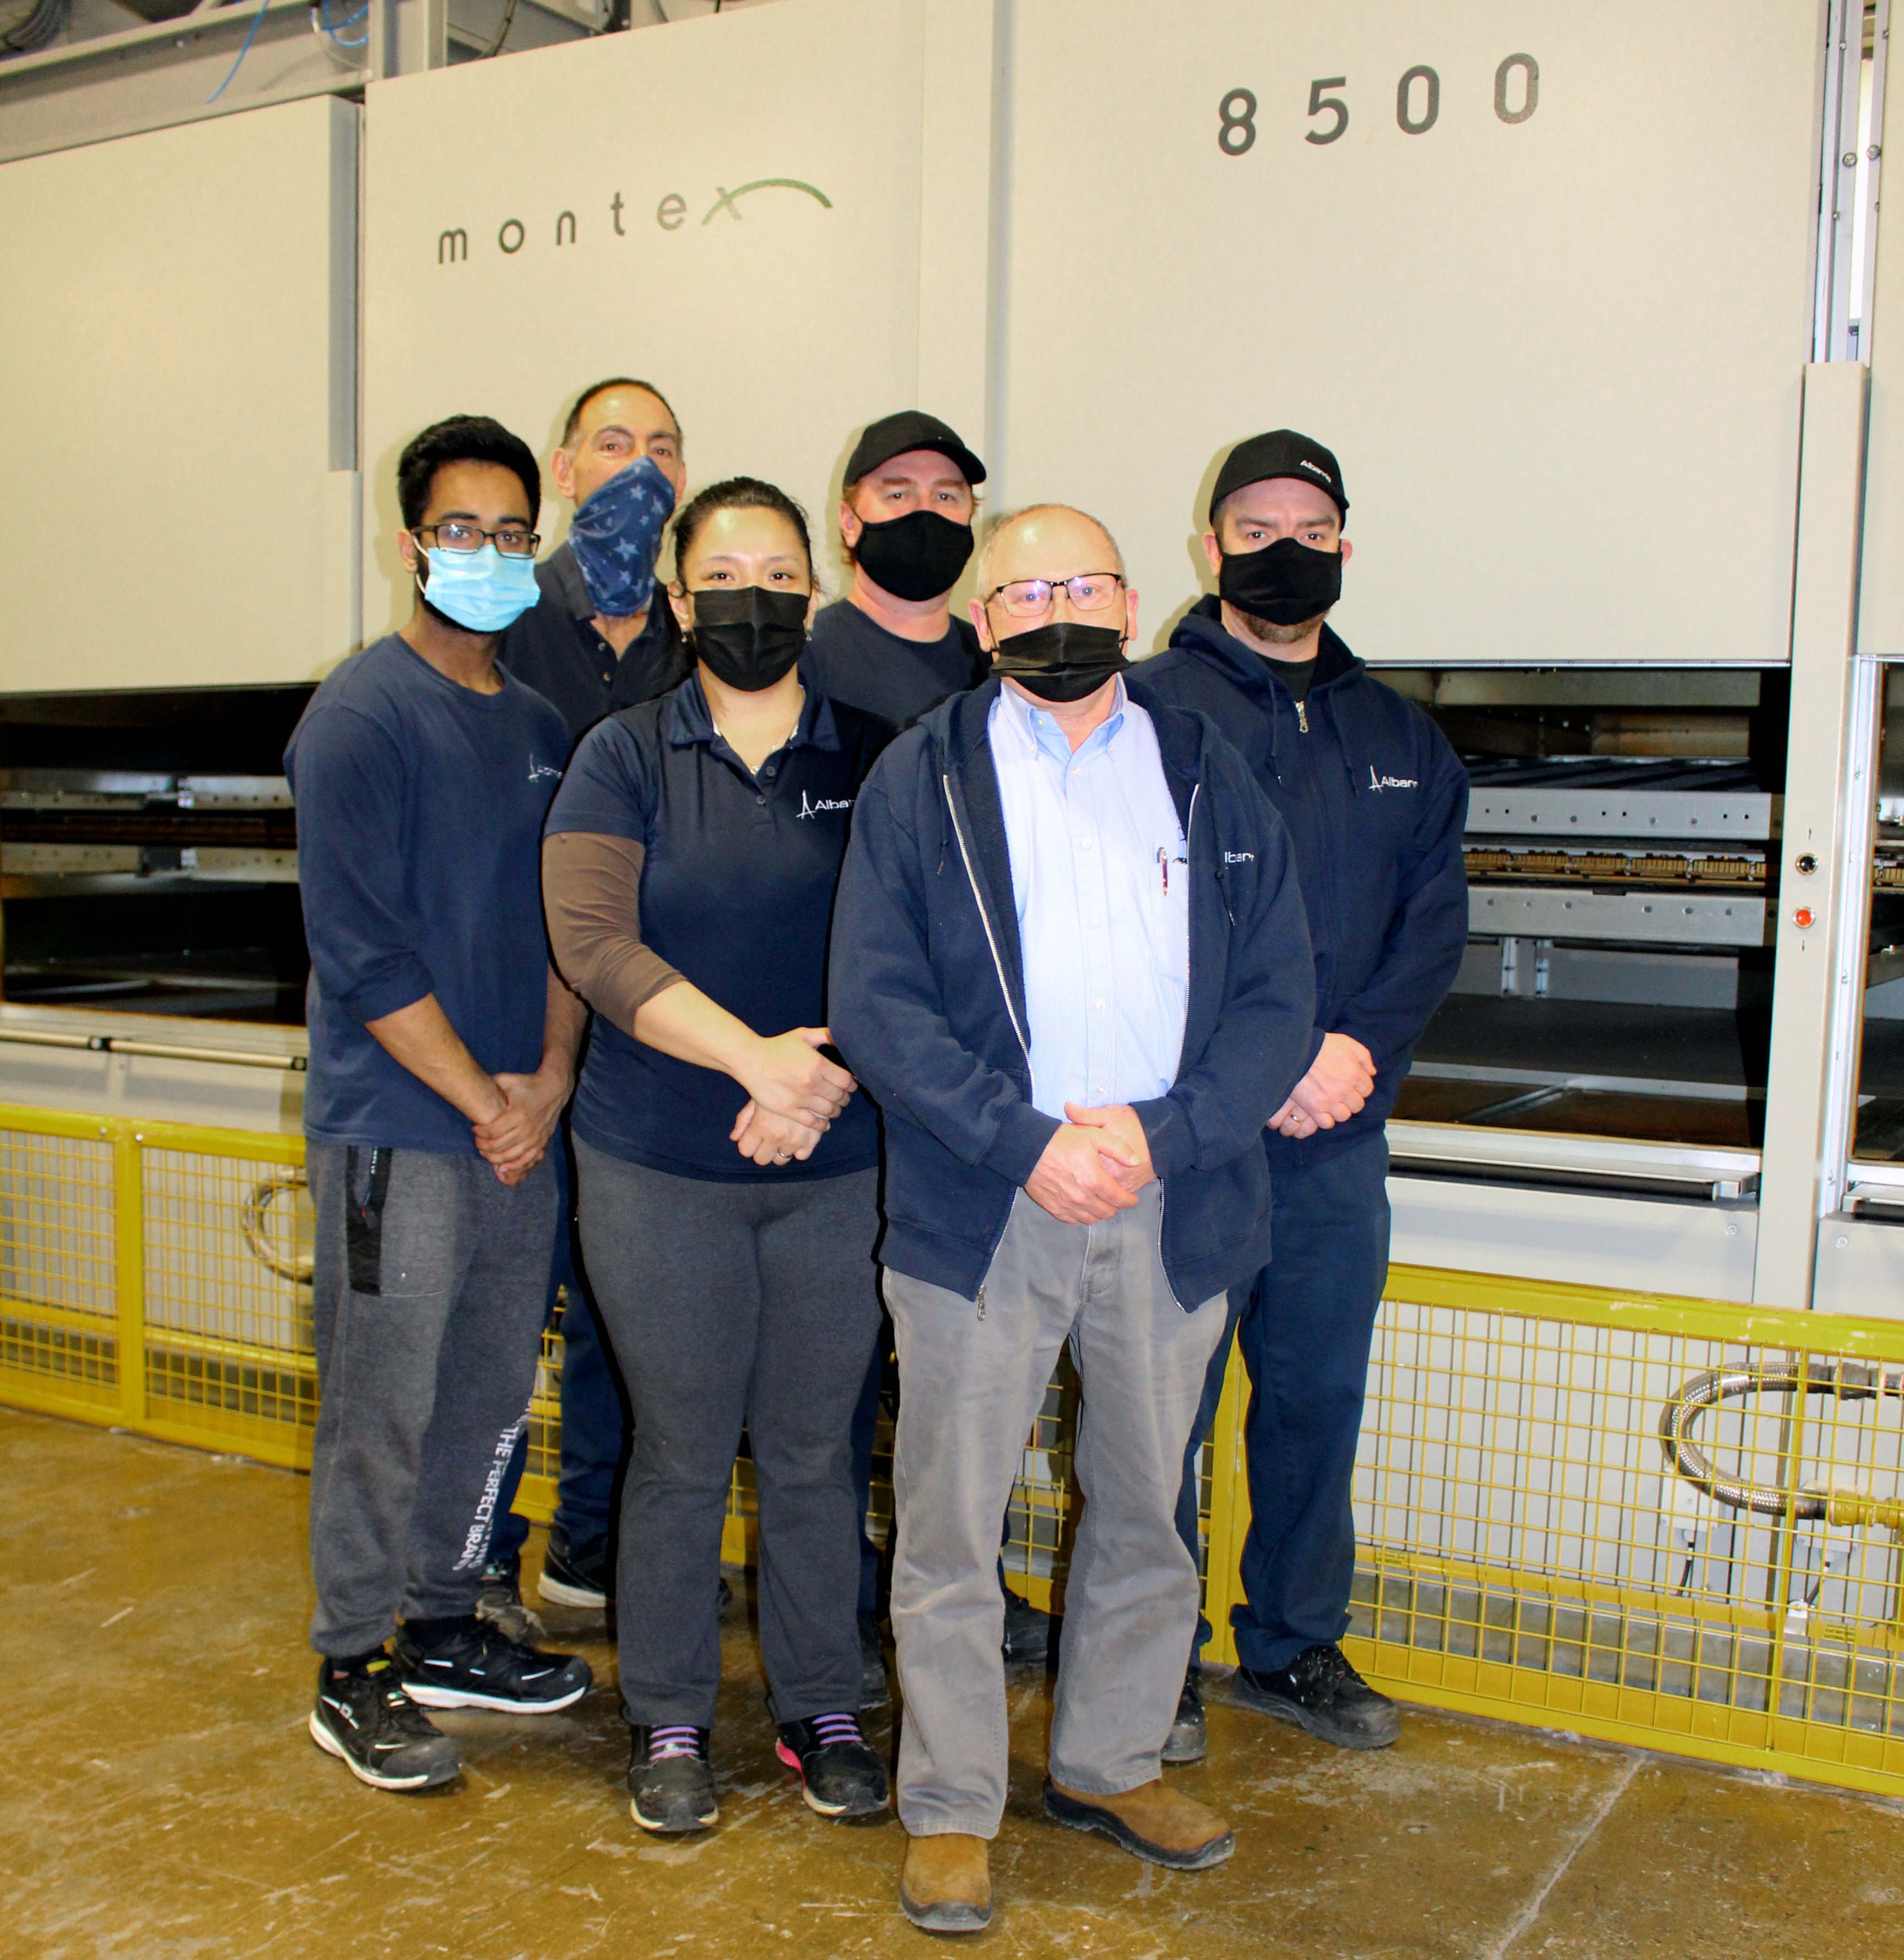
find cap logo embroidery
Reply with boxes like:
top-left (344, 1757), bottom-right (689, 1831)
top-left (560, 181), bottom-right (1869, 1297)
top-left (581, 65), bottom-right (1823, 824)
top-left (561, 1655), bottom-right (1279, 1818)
top-left (1299, 460), bottom-right (1329, 476)
top-left (798, 791), bottom-right (852, 820)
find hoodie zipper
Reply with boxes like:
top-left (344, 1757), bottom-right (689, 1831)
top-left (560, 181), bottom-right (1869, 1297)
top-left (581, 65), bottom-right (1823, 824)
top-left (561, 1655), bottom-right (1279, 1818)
top-left (1294, 698), bottom-right (1309, 735)
top-left (942, 774), bottom-right (1033, 1076)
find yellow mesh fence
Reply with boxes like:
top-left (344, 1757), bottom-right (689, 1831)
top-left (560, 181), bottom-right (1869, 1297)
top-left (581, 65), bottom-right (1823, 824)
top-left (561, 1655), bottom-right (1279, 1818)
top-left (6, 1105), bottom-right (1904, 1798)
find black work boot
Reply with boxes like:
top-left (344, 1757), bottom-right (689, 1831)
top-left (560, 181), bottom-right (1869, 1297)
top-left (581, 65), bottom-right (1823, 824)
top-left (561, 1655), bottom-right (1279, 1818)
top-left (1231, 1642), bottom-right (1400, 1750)
top-left (1161, 1669), bottom-right (1207, 1764)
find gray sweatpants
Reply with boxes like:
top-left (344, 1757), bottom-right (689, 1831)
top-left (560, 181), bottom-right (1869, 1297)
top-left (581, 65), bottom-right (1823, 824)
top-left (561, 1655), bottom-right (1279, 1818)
top-left (306, 1142), bottom-right (555, 1659)
top-left (884, 1183), bottom-right (1227, 1838)
top-left (575, 1141), bottom-right (881, 1728)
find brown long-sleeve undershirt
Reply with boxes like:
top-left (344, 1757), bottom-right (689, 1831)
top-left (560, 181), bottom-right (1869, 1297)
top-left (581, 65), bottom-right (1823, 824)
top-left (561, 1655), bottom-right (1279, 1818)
top-left (542, 831), bottom-right (684, 1036)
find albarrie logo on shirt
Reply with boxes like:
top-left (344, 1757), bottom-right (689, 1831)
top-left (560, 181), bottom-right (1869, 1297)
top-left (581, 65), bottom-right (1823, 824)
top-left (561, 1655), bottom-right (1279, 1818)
top-left (1367, 766), bottom-right (1419, 792)
top-left (1224, 850), bottom-right (1255, 864)
top-left (528, 759), bottom-right (561, 782)
top-left (798, 791), bottom-right (853, 820)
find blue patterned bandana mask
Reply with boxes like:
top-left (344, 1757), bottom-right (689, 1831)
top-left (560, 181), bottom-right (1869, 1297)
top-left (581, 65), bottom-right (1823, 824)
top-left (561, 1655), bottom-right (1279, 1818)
top-left (566, 454), bottom-right (677, 618)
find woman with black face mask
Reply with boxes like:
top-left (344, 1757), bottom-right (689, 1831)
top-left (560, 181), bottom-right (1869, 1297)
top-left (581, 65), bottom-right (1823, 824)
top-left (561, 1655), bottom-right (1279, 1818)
top-left (540, 477), bottom-right (894, 1838)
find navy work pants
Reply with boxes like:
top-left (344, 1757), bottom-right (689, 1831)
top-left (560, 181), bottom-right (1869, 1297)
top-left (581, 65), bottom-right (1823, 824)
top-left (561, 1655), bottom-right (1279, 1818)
top-left (1175, 1131), bottom-right (1390, 1675)
top-left (492, 1128), bottom-right (626, 1565)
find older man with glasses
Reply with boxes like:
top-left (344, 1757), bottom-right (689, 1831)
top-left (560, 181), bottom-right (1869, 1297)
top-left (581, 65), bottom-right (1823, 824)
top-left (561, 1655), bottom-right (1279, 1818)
top-left (830, 504), bottom-right (1318, 1934)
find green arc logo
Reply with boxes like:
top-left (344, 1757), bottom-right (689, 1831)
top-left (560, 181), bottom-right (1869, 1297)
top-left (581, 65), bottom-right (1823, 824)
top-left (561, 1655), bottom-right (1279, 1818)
top-left (702, 178), bottom-right (834, 225)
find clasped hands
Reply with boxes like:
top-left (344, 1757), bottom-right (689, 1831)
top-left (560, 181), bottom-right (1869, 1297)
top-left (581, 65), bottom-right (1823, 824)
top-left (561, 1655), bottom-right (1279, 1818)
top-left (471, 1063), bottom-right (572, 1186)
top-left (728, 1026), bottom-right (857, 1167)
top-left (1269, 1031), bottom-right (1376, 1140)
top-left (1025, 1102), bottom-right (1156, 1225)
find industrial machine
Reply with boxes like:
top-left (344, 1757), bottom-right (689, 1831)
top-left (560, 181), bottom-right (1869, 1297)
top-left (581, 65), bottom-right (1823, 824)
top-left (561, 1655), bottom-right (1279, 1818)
top-left (0, 685), bottom-right (311, 1024)
top-left (1380, 665), bottom-right (1787, 1203)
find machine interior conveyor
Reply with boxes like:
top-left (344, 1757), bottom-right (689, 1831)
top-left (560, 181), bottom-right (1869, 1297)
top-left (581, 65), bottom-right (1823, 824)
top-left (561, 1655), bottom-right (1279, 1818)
top-left (1383, 667), bottom-right (1788, 1183)
top-left (0, 684), bottom-right (313, 1023)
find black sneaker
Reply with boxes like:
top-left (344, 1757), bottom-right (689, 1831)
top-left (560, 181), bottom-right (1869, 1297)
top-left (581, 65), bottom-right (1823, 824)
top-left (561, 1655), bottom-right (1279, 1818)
top-left (393, 1617), bottom-right (592, 1713)
top-left (775, 1712), bottom-right (889, 1820)
top-left (1002, 1589), bottom-right (1053, 1665)
top-left (474, 1552), bottom-right (546, 1647)
top-left (1231, 1643), bottom-right (1400, 1750)
top-left (538, 1530), bottom-right (611, 1611)
top-left (718, 1573), bottom-right (734, 1617)
top-left (629, 1725), bottom-right (718, 1834)
top-left (309, 1654), bottom-right (461, 1791)
top-left (1162, 1669), bottom-right (1207, 1765)
top-left (857, 1613), bottom-right (890, 1709)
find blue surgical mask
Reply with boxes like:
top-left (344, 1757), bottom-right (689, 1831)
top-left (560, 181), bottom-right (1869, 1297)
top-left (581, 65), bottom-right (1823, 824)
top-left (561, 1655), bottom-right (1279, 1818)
top-left (418, 544), bottom-right (541, 635)
top-left (567, 454), bottom-right (677, 617)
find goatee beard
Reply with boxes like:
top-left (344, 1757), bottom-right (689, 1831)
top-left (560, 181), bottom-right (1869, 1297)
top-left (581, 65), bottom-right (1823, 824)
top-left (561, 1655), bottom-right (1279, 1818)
top-left (1237, 608), bottom-right (1328, 646)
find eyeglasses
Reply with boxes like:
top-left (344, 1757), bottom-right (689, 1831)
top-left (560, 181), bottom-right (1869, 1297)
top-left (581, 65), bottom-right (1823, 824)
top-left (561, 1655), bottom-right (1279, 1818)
top-left (417, 520), bottom-right (540, 557)
top-left (983, 572), bottom-right (1124, 619)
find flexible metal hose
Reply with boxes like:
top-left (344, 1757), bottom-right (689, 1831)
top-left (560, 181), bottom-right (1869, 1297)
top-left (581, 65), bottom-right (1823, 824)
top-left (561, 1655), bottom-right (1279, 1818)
top-left (1658, 1360), bottom-right (1904, 1530)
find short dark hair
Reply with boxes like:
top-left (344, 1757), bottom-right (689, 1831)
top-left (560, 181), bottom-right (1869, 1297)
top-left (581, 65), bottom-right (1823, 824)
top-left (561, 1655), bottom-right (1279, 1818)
top-left (673, 477), bottom-right (814, 581)
top-left (397, 415), bottom-right (540, 531)
top-left (561, 376), bottom-right (681, 450)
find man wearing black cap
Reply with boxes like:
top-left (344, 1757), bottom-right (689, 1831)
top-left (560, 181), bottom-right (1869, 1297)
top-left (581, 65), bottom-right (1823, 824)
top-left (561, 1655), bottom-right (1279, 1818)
top-left (1132, 430), bottom-right (1469, 1762)
top-left (805, 410), bottom-right (989, 729)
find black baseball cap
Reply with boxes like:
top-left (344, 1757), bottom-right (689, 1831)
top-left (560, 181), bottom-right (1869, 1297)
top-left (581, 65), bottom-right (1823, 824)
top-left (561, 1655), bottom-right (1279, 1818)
top-left (1209, 429), bottom-right (1348, 523)
top-left (845, 410), bottom-right (987, 488)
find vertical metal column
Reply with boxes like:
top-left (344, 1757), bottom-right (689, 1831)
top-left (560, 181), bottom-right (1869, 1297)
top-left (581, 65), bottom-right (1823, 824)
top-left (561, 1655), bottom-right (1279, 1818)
top-left (1755, 364), bottom-right (1870, 1308)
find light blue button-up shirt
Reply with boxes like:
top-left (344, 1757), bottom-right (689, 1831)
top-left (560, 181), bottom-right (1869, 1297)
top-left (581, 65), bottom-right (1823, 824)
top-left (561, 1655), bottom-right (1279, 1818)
top-left (988, 678), bottom-right (1190, 1120)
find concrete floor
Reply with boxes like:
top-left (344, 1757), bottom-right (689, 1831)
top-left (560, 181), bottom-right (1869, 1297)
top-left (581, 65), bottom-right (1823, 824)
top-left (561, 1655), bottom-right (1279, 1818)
top-left (8, 1406), bottom-right (1904, 1960)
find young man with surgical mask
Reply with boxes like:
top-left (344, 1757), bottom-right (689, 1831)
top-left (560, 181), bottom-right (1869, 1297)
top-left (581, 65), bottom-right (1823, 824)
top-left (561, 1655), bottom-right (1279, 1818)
top-left (286, 415), bottom-right (592, 1795)
top-left (1138, 430), bottom-right (1469, 1766)
top-left (804, 410), bottom-right (989, 729)
top-left (484, 377), bottom-right (692, 1626)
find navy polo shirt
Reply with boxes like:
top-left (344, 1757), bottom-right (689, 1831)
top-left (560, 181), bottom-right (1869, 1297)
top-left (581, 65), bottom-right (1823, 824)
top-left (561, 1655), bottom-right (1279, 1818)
top-left (286, 635), bottom-right (569, 1154)
top-left (546, 675), bottom-right (892, 1182)
top-left (803, 598), bottom-right (987, 729)
top-left (497, 541), bottom-right (691, 751)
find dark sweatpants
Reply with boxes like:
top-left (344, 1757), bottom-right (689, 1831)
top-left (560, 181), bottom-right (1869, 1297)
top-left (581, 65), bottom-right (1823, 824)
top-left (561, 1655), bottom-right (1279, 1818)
top-left (305, 1142), bottom-right (556, 1659)
top-left (1175, 1130), bottom-right (1391, 1674)
top-left (575, 1140), bottom-right (881, 1728)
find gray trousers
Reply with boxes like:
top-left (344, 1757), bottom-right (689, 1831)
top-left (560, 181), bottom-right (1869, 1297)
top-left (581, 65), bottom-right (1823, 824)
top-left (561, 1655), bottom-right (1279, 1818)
top-left (306, 1142), bottom-right (555, 1659)
top-left (884, 1183), bottom-right (1227, 1838)
top-left (575, 1141), bottom-right (881, 1728)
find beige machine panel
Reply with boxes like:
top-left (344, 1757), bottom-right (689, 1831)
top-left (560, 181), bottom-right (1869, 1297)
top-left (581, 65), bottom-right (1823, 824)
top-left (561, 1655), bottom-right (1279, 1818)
top-left (997, 0), bottom-right (1820, 663)
top-left (361, 0), bottom-right (966, 637)
top-left (1860, 36), bottom-right (1904, 656)
top-left (0, 98), bottom-right (358, 692)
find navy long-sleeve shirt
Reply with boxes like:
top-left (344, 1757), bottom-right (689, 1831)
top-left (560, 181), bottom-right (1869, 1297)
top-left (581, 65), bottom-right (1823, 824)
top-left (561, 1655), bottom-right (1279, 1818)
top-left (1133, 604), bottom-right (1469, 1168)
top-left (285, 635), bottom-right (570, 1153)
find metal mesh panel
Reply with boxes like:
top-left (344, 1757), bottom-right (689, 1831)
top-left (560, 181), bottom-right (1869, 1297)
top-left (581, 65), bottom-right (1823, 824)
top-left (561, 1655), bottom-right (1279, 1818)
top-left (0, 1124), bottom-right (116, 1399)
top-left (142, 1148), bottom-right (316, 1432)
top-left (1346, 1293), bottom-right (1904, 1781)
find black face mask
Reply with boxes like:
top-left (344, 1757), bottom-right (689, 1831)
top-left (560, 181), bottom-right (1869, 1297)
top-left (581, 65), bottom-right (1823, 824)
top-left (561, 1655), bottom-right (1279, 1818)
top-left (1218, 535), bottom-right (1343, 627)
top-left (991, 621), bottom-right (1129, 703)
top-left (689, 586), bottom-right (808, 692)
top-left (852, 507), bottom-right (975, 603)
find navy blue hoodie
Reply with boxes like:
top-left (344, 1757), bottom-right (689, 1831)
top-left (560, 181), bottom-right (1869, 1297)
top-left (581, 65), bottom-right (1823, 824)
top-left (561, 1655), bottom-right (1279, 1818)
top-left (1132, 601), bottom-right (1468, 1169)
top-left (829, 678), bottom-right (1317, 1307)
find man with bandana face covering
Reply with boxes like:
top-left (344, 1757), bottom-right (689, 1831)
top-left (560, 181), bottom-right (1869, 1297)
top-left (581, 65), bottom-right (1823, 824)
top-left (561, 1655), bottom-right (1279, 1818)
top-left (484, 379), bottom-right (692, 1630)
top-left (830, 505), bottom-right (1317, 1934)
top-left (1137, 431), bottom-right (1469, 1767)
top-left (804, 410), bottom-right (989, 728)
top-left (499, 377), bottom-right (691, 747)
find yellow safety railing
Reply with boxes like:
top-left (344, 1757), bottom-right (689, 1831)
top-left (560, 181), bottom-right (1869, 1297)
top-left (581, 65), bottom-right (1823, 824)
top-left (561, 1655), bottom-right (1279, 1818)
top-left (6, 1103), bottom-right (1904, 1799)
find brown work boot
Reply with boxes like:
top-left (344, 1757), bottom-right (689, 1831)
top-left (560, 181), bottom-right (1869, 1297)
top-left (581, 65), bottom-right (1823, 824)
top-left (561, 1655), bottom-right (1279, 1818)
top-left (1043, 1777), bottom-right (1234, 1869)
top-left (899, 1831), bottom-right (992, 1934)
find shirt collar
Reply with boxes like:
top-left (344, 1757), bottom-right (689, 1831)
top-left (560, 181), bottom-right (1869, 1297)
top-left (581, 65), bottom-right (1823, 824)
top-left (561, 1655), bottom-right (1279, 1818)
top-left (994, 673), bottom-right (1128, 766)
top-left (545, 541), bottom-right (595, 621)
top-left (665, 672), bottom-right (840, 753)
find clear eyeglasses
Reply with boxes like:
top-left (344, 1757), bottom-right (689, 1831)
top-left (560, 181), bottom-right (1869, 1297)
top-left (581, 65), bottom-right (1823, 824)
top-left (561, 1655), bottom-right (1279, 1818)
top-left (417, 521), bottom-right (540, 557)
top-left (983, 573), bottom-right (1124, 619)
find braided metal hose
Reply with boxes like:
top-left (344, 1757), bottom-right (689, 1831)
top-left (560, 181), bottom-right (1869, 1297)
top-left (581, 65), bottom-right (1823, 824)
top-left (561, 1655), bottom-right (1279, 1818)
top-left (240, 1172), bottom-right (314, 1286)
top-left (1657, 1360), bottom-right (1904, 1532)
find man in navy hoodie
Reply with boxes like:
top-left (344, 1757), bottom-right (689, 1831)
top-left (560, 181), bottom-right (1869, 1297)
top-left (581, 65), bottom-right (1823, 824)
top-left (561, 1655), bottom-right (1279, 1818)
top-left (831, 505), bottom-right (1316, 1935)
top-left (1137, 431), bottom-right (1469, 1763)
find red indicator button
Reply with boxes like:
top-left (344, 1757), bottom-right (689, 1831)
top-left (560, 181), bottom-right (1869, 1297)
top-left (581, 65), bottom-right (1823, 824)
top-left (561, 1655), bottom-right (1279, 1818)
top-left (1793, 907), bottom-right (1816, 929)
